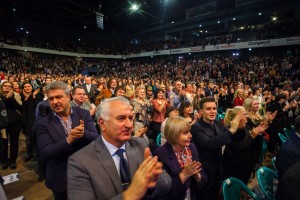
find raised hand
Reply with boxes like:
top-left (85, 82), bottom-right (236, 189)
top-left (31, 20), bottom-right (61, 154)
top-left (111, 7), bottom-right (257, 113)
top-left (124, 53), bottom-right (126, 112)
top-left (33, 88), bottom-right (40, 98)
top-left (182, 161), bottom-right (201, 178)
top-left (250, 121), bottom-right (269, 138)
top-left (230, 110), bottom-right (247, 134)
top-left (123, 148), bottom-right (163, 200)
top-left (67, 120), bottom-right (85, 144)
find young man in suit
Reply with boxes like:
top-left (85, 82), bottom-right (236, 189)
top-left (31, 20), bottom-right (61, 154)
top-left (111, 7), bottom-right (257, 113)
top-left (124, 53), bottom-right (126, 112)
top-left (190, 97), bottom-right (245, 200)
top-left (68, 96), bottom-right (171, 200)
top-left (36, 81), bottom-right (98, 200)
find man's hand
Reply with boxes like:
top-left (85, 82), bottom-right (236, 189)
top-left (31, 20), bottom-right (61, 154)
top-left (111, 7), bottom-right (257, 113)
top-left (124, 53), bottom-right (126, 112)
top-left (123, 148), bottom-right (163, 200)
top-left (66, 120), bottom-right (85, 144)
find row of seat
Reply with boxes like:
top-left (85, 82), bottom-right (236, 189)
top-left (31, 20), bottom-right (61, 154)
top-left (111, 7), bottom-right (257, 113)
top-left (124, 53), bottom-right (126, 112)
top-left (278, 125), bottom-right (295, 143)
top-left (223, 166), bottom-right (278, 200)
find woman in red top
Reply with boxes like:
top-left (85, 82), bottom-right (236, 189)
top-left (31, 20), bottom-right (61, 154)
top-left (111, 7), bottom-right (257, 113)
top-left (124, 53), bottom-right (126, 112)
top-left (151, 89), bottom-right (171, 141)
top-left (233, 88), bottom-right (244, 106)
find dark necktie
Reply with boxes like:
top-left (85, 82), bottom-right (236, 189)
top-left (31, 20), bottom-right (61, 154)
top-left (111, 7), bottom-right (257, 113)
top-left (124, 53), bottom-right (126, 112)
top-left (115, 149), bottom-right (131, 186)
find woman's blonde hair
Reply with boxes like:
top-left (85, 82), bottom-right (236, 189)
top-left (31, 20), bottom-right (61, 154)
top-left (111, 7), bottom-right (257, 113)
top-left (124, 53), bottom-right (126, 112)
top-left (234, 88), bottom-right (244, 98)
top-left (243, 98), bottom-right (264, 121)
top-left (224, 106), bottom-right (245, 127)
top-left (134, 86), bottom-right (145, 98)
top-left (164, 116), bottom-right (191, 145)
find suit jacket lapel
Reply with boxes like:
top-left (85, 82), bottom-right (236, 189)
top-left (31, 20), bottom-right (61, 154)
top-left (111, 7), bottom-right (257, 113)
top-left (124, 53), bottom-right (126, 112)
top-left (71, 108), bottom-right (80, 128)
top-left (165, 143), bottom-right (182, 174)
top-left (50, 113), bottom-right (67, 139)
top-left (126, 141), bottom-right (139, 179)
top-left (95, 137), bottom-right (123, 193)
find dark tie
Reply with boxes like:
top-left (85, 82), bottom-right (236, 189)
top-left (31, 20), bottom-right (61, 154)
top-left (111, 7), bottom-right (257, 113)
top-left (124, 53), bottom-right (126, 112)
top-left (115, 149), bottom-right (131, 186)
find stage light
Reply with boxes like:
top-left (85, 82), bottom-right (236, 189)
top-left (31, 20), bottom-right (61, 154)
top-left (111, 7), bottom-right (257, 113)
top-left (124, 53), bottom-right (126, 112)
top-left (131, 4), bottom-right (139, 11)
top-left (233, 17), bottom-right (236, 21)
top-left (258, 12), bottom-right (262, 16)
top-left (272, 17), bottom-right (277, 21)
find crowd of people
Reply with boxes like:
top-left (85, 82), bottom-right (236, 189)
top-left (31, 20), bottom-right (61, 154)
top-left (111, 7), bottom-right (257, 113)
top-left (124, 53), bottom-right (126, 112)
top-left (0, 44), bottom-right (299, 200)
top-left (1, 19), bottom-right (299, 55)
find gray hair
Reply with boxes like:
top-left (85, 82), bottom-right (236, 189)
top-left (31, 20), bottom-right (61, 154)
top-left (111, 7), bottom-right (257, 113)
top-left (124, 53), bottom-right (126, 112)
top-left (96, 96), bottom-right (130, 121)
top-left (45, 81), bottom-right (70, 96)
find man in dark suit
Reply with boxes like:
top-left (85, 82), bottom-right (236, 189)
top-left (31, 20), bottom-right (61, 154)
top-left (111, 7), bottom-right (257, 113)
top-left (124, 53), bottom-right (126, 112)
top-left (82, 77), bottom-right (97, 103)
top-left (68, 96), bottom-right (171, 200)
top-left (36, 81), bottom-right (98, 200)
top-left (190, 97), bottom-right (245, 200)
top-left (276, 115), bottom-right (300, 200)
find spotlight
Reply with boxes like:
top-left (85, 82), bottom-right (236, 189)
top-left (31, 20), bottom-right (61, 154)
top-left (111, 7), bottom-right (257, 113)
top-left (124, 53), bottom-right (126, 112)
top-left (130, 4), bottom-right (139, 11)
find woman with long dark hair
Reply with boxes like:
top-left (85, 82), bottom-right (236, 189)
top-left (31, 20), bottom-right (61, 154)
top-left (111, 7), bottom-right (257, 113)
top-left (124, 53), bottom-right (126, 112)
top-left (179, 101), bottom-right (198, 126)
top-left (151, 89), bottom-right (171, 141)
top-left (21, 82), bottom-right (43, 161)
top-left (0, 81), bottom-right (22, 169)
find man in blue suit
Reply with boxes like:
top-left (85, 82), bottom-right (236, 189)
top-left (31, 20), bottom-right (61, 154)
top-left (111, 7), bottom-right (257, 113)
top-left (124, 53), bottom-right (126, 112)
top-left (36, 81), bottom-right (98, 200)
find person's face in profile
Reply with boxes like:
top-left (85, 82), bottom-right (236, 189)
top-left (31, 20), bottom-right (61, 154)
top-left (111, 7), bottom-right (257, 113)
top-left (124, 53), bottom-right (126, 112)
top-left (176, 128), bottom-right (192, 148)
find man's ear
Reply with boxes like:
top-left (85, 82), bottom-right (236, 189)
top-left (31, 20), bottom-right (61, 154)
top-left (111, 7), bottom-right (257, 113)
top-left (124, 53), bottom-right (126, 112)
top-left (199, 109), bottom-right (203, 115)
top-left (98, 118), bottom-right (105, 131)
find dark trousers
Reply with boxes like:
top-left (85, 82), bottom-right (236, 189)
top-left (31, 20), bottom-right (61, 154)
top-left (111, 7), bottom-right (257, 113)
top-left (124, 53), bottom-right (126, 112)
top-left (53, 191), bottom-right (67, 200)
top-left (198, 179), bottom-right (221, 200)
top-left (1, 121), bottom-right (22, 164)
top-left (150, 121), bottom-right (161, 141)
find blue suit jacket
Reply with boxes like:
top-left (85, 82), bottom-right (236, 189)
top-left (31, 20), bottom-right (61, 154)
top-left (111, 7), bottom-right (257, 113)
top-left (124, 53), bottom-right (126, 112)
top-left (190, 118), bottom-right (243, 186)
top-left (153, 142), bottom-right (208, 200)
top-left (36, 106), bottom-right (98, 192)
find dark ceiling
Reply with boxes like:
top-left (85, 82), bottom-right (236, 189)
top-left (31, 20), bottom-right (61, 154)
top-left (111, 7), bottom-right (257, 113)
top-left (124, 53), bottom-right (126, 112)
top-left (2, 0), bottom-right (215, 33)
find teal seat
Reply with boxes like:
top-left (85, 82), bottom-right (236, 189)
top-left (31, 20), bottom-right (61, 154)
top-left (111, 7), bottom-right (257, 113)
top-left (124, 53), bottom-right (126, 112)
top-left (258, 137), bottom-right (267, 165)
top-left (271, 157), bottom-right (277, 172)
top-left (278, 133), bottom-right (287, 143)
top-left (222, 177), bottom-right (263, 200)
top-left (290, 125), bottom-right (295, 133)
top-left (283, 128), bottom-right (292, 138)
top-left (256, 167), bottom-right (278, 200)
top-left (156, 133), bottom-right (161, 146)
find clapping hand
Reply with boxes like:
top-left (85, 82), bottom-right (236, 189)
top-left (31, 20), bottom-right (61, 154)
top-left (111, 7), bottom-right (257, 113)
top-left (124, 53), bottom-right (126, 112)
top-left (230, 110), bottom-right (247, 133)
top-left (123, 148), bottom-right (163, 200)
top-left (6, 89), bottom-right (14, 99)
top-left (33, 88), bottom-right (40, 98)
top-left (182, 161), bottom-right (201, 178)
top-left (67, 120), bottom-right (85, 144)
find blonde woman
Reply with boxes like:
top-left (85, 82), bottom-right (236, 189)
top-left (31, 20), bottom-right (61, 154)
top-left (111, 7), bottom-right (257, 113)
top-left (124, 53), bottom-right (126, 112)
top-left (223, 105), bottom-right (269, 184)
top-left (244, 97), bottom-right (277, 154)
top-left (130, 87), bottom-right (152, 136)
top-left (233, 88), bottom-right (244, 106)
top-left (153, 117), bottom-right (207, 200)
